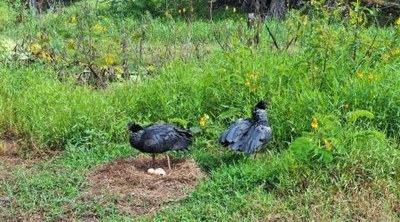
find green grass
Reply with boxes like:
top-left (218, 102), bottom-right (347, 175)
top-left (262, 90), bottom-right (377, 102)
top-left (0, 1), bottom-right (400, 221)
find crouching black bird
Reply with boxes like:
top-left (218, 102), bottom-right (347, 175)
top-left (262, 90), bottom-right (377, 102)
top-left (218, 101), bottom-right (272, 155)
top-left (126, 122), bottom-right (192, 170)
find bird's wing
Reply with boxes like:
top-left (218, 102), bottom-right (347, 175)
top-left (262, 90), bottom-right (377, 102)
top-left (142, 124), bottom-right (191, 153)
top-left (240, 124), bottom-right (272, 154)
top-left (174, 127), bottom-right (193, 138)
top-left (142, 130), bottom-right (176, 152)
top-left (144, 123), bottom-right (175, 131)
top-left (219, 118), bottom-right (252, 147)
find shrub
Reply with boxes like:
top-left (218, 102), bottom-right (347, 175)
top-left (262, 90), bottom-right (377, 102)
top-left (0, 2), bottom-right (17, 30)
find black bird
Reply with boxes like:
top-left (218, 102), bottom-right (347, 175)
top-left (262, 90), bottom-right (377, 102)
top-left (126, 122), bottom-right (192, 170)
top-left (219, 101), bottom-right (272, 155)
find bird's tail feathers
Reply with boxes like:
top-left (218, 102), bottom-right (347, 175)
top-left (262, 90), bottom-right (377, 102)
top-left (176, 128), bottom-right (193, 138)
top-left (243, 139), bottom-right (259, 154)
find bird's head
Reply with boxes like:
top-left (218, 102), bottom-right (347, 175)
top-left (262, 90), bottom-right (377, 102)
top-left (255, 100), bottom-right (267, 110)
top-left (126, 122), bottom-right (143, 132)
top-left (252, 100), bottom-right (268, 122)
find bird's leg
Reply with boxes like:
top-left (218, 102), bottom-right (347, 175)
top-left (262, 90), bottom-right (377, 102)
top-left (254, 152), bottom-right (258, 159)
top-left (152, 154), bottom-right (156, 167)
top-left (166, 154), bottom-right (171, 171)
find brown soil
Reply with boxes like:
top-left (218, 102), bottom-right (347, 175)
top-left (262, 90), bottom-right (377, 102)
top-left (0, 138), bottom-right (60, 221)
top-left (0, 138), bottom-right (59, 177)
top-left (0, 139), bottom-right (36, 179)
top-left (0, 139), bottom-right (37, 221)
top-left (86, 156), bottom-right (205, 216)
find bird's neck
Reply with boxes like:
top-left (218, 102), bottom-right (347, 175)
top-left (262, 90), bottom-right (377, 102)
top-left (130, 131), bottom-right (145, 146)
top-left (252, 109), bottom-right (268, 123)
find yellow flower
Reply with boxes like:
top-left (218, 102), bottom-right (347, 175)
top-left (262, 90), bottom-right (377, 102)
top-left (356, 72), bottom-right (364, 79)
top-left (104, 55), bottom-right (115, 66)
top-left (382, 53), bottom-right (390, 62)
top-left (396, 17), bottom-right (400, 26)
top-left (71, 14), bottom-right (76, 23)
top-left (344, 104), bottom-right (349, 109)
top-left (311, 118), bottom-right (318, 130)
top-left (391, 48), bottom-right (400, 56)
top-left (244, 72), bottom-right (260, 92)
top-left (178, 9), bottom-right (182, 14)
top-left (323, 138), bottom-right (333, 152)
top-left (40, 51), bottom-right (51, 61)
top-left (93, 24), bottom-right (107, 32)
top-left (367, 73), bottom-right (374, 81)
top-left (233, 7), bottom-right (236, 13)
top-left (250, 72), bottom-right (260, 79)
top-left (199, 114), bottom-right (210, 127)
top-left (245, 79), bottom-right (250, 87)
top-left (30, 43), bottom-right (42, 55)
top-left (225, 5), bottom-right (229, 10)
top-left (40, 51), bottom-right (46, 59)
top-left (182, 8), bottom-right (186, 13)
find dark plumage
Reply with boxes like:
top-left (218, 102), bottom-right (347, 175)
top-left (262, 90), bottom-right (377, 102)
top-left (218, 101), bottom-right (272, 154)
top-left (126, 122), bottom-right (192, 170)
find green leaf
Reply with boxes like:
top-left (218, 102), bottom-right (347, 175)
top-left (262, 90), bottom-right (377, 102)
top-left (355, 130), bottom-right (386, 141)
top-left (218, 108), bottom-right (240, 120)
top-left (189, 126), bottom-right (202, 134)
top-left (320, 149), bottom-right (333, 163)
top-left (346, 110), bottom-right (374, 123)
top-left (290, 137), bottom-right (315, 160)
top-left (168, 118), bottom-right (188, 128)
top-left (335, 144), bottom-right (347, 155)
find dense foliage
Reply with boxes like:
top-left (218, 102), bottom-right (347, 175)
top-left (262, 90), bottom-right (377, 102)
top-left (0, 0), bottom-right (399, 221)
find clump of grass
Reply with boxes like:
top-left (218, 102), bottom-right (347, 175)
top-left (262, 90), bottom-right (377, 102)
top-left (0, 2), bottom-right (400, 221)
top-left (0, 2), bottom-right (17, 31)
top-left (150, 123), bottom-right (399, 221)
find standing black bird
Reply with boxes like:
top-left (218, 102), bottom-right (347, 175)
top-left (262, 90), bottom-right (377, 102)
top-left (126, 122), bottom-right (192, 170)
top-left (218, 101), bottom-right (272, 154)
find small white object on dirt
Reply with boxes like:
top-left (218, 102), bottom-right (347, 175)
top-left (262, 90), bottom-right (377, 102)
top-left (155, 168), bottom-right (166, 176)
top-left (147, 168), bottom-right (155, 174)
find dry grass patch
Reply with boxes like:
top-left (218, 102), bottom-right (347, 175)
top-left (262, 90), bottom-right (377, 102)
top-left (86, 156), bottom-right (205, 217)
top-left (0, 137), bottom-right (60, 221)
top-left (248, 180), bottom-right (400, 221)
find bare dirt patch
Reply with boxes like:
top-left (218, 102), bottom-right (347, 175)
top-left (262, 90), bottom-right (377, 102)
top-left (0, 138), bottom-right (60, 221)
top-left (0, 139), bottom-right (38, 220)
top-left (86, 156), bottom-right (205, 216)
top-left (0, 138), bottom-right (59, 177)
top-left (0, 139), bottom-right (36, 179)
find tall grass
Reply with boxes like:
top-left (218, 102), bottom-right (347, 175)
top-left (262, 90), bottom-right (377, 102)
top-left (0, 2), bottom-right (399, 220)
top-left (1, 16), bottom-right (400, 147)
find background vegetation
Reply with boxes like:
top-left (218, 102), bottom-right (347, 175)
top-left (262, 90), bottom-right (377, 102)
top-left (0, 0), bottom-right (399, 221)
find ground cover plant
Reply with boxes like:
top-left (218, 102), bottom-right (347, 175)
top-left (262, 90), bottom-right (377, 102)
top-left (0, 0), bottom-right (399, 221)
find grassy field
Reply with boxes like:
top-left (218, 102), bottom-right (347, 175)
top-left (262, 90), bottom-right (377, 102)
top-left (0, 1), bottom-right (399, 221)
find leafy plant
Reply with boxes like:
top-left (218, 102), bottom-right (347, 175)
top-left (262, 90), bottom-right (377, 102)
top-left (290, 110), bottom-right (378, 164)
